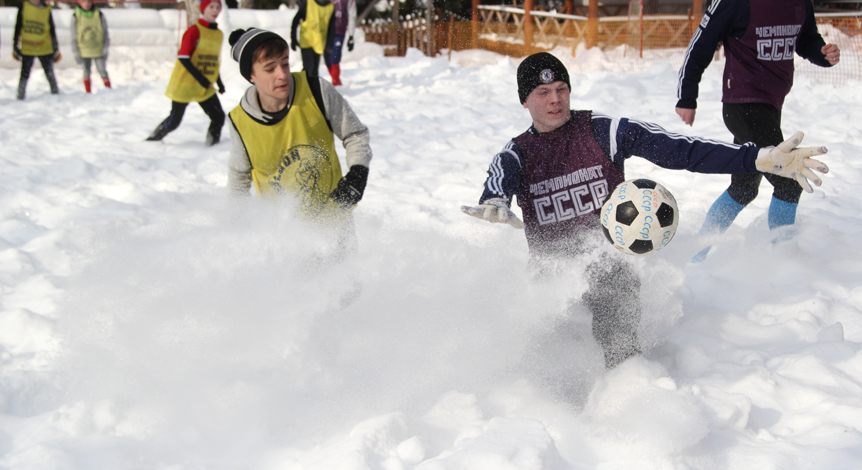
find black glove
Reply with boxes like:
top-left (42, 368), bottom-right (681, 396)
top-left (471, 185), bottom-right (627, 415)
top-left (218, 82), bottom-right (225, 94)
top-left (12, 46), bottom-right (21, 61)
top-left (290, 39), bottom-right (297, 51)
top-left (347, 36), bottom-right (354, 52)
top-left (330, 165), bottom-right (369, 208)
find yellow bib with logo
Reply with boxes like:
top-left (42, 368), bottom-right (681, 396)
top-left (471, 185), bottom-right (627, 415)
top-left (75, 9), bottom-right (104, 59)
top-left (165, 23), bottom-right (222, 103)
top-left (20, 2), bottom-right (53, 56)
top-left (299, 0), bottom-right (334, 55)
top-left (229, 73), bottom-right (343, 216)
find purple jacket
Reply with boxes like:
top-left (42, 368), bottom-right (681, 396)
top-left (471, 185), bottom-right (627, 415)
top-left (676, 0), bottom-right (831, 110)
top-left (331, 0), bottom-right (356, 38)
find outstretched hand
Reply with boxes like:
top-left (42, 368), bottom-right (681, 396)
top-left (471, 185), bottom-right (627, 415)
top-left (755, 131), bottom-right (829, 193)
top-left (461, 197), bottom-right (524, 229)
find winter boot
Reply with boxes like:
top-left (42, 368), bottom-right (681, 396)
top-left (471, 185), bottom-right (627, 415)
top-left (84, 78), bottom-right (92, 93)
top-left (146, 120), bottom-right (171, 141)
top-left (16, 82), bottom-right (26, 100)
top-left (103, 78), bottom-right (112, 89)
top-left (329, 64), bottom-right (342, 86)
top-left (205, 126), bottom-right (221, 146)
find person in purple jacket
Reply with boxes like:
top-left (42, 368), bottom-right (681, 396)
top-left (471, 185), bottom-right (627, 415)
top-left (462, 53), bottom-right (829, 369)
top-left (325, 0), bottom-right (355, 86)
top-left (675, 0), bottom-right (840, 260)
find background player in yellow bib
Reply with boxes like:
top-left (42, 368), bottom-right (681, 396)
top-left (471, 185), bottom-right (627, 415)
top-left (13, 0), bottom-right (61, 100)
top-left (226, 28), bottom-right (371, 221)
top-left (71, 0), bottom-right (112, 93)
top-left (146, 0), bottom-right (225, 146)
top-left (290, 0), bottom-right (335, 80)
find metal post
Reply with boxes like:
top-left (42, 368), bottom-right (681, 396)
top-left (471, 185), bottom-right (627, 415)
top-left (472, 0), bottom-right (480, 49)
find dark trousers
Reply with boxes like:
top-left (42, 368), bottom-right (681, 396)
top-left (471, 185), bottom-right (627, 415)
top-left (300, 47), bottom-right (321, 77)
top-left (722, 102), bottom-right (802, 205)
top-left (148, 94), bottom-right (225, 143)
top-left (18, 54), bottom-right (59, 99)
top-left (325, 35), bottom-right (345, 67)
top-left (530, 249), bottom-right (642, 370)
top-left (582, 255), bottom-right (641, 369)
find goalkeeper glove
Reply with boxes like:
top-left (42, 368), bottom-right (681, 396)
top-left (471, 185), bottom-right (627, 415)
top-left (461, 197), bottom-right (524, 229)
top-left (755, 131), bottom-right (829, 193)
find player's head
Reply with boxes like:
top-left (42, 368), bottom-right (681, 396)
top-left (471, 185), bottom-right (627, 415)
top-left (230, 28), bottom-right (289, 82)
top-left (200, 0), bottom-right (222, 21)
top-left (77, 0), bottom-right (93, 10)
top-left (230, 28), bottom-right (291, 104)
top-left (517, 52), bottom-right (571, 104)
top-left (518, 53), bottom-right (572, 133)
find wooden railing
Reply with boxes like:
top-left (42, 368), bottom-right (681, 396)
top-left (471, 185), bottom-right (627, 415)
top-left (361, 3), bottom-right (862, 89)
top-left (477, 4), bottom-right (695, 54)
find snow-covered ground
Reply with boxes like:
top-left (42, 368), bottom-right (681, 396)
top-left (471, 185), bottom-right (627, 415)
top-left (2, 11), bottom-right (862, 468)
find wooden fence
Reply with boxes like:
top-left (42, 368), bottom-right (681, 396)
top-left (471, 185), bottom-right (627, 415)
top-left (363, 18), bottom-right (443, 57)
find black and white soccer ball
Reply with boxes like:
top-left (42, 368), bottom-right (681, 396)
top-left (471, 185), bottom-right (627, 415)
top-left (600, 179), bottom-right (679, 256)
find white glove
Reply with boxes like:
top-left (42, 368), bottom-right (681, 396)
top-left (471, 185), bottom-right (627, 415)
top-left (755, 131), bottom-right (829, 193)
top-left (461, 197), bottom-right (525, 229)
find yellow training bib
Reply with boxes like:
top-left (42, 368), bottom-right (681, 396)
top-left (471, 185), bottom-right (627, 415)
top-left (165, 23), bottom-right (222, 103)
top-left (229, 73), bottom-right (343, 217)
top-left (20, 2), bottom-right (54, 56)
top-left (75, 8), bottom-right (105, 59)
top-left (299, 0), bottom-right (334, 55)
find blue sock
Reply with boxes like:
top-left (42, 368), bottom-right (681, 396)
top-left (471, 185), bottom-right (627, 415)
top-left (699, 190), bottom-right (745, 234)
top-left (691, 191), bottom-right (745, 263)
top-left (768, 197), bottom-right (797, 230)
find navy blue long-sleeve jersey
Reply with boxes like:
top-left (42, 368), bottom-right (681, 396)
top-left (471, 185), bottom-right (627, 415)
top-left (480, 112), bottom-right (761, 204)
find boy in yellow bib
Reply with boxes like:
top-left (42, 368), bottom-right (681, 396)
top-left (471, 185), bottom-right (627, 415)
top-left (147, 0), bottom-right (225, 146)
top-left (71, 0), bottom-right (112, 93)
top-left (226, 28), bottom-right (371, 223)
top-left (13, 0), bottom-right (61, 100)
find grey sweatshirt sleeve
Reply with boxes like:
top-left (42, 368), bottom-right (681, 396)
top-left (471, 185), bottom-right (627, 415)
top-left (347, 0), bottom-right (357, 38)
top-left (101, 12), bottom-right (109, 57)
top-left (227, 118), bottom-right (254, 197)
top-left (318, 77), bottom-right (372, 168)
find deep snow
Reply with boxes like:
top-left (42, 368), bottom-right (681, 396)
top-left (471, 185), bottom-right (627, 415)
top-left (2, 7), bottom-right (862, 469)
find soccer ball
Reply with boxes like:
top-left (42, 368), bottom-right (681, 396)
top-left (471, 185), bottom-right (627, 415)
top-left (600, 179), bottom-right (679, 255)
